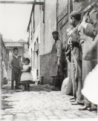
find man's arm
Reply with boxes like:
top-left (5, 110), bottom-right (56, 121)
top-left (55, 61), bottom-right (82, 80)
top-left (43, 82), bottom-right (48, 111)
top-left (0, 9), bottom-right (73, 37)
top-left (56, 40), bottom-right (62, 66)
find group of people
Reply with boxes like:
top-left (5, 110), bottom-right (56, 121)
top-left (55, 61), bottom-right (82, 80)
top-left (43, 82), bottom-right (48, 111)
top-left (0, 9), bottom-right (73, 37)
top-left (1, 2), bottom-right (98, 112)
top-left (51, 2), bottom-right (98, 111)
top-left (65, 3), bottom-right (98, 111)
top-left (10, 47), bottom-right (33, 91)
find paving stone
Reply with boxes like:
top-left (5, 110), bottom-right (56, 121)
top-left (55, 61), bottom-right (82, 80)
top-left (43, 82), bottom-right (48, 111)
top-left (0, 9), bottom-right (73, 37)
top-left (48, 116), bottom-right (59, 119)
top-left (58, 115), bottom-right (69, 119)
top-left (1, 86), bottom-right (97, 120)
top-left (3, 115), bottom-right (13, 119)
top-left (1, 119), bottom-right (12, 121)
top-left (15, 113), bottom-right (26, 118)
top-left (14, 118), bottom-right (27, 121)
top-left (26, 116), bottom-right (37, 120)
top-left (27, 118), bottom-right (37, 121)
top-left (66, 113), bottom-right (79, 119)
top-left (83, 111), bottom-right (97, 117)
top-left (44, 111), bottom-right (54, 116)
top-left (36, 117), bottom-right (48, 120)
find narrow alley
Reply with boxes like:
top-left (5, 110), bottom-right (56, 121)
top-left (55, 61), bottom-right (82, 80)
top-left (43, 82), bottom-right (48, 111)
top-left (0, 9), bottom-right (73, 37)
top-left (0, 0), bottom-right (98, 121)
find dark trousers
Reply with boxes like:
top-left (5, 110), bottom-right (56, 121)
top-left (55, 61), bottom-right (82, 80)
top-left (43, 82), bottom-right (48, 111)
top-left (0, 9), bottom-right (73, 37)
top-left (52, 75), bottom-right (63, 90)
top-left (11, 72), bottom-right (20, 89)
top-left (24, 83), bottom-right (30, 91)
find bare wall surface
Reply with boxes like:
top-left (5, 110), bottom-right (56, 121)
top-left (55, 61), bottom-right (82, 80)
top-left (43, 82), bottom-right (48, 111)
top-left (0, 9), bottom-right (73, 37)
top-left (44, 0), bottom-right (57, 54)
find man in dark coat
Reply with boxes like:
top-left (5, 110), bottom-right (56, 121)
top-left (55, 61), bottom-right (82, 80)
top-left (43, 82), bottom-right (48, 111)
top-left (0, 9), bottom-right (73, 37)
top-left (10, 47), bottom-right (21, 89)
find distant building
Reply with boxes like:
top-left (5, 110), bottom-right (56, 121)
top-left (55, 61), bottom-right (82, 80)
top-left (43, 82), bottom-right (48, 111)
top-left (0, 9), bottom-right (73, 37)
top-left (0, 33), bottom-right (8, 84)
top-left (0, 34), bottom-right (8, 69)
top-left (4, 39), bottom-right (28, 59)
top-left (27, 0), bottom-right (96, 84)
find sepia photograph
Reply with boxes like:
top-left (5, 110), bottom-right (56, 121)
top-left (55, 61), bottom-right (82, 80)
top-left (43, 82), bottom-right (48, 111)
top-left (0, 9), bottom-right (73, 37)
top-left (0, 0), bottom-right (98, 121)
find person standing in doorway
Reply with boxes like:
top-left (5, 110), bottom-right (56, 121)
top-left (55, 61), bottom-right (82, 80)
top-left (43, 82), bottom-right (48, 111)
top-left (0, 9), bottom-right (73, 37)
top-left (10, 47), bottom-right (21, 89)
top-left (50, 31), bottom-right (63, 90)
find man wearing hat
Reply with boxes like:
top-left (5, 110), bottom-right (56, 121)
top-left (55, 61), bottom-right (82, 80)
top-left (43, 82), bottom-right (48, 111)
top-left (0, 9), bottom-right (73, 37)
top-left (69, 11), bottom-right (83, 105)
top-left (50, 31), bottom-right (63, 90)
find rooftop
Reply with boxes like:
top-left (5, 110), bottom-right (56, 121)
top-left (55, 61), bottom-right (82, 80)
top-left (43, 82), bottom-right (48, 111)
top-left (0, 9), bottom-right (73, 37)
top-left (3, 38), bottom-right (27, 43)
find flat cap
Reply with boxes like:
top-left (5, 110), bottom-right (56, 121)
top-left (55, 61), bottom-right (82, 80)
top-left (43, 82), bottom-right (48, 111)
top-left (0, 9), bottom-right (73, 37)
top-left (52, 31), bottom-right (58, 35)
top-left (70, 10), bottom-right (81, 21)
top-left (70, 10), bottom-right (81, 17)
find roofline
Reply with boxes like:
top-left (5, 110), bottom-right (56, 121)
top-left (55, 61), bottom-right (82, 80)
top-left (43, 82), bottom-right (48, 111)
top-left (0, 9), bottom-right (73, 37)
top-left (1, 39), bottom-right (6, 49)
top-left (27, 2), bottom-right (44, 32)
top-left (27, 4), bottom-right (34, 32)
top-left (0, 1), bottom-right (44, 4)
top-left (4, 41), bottom-right (27, 43)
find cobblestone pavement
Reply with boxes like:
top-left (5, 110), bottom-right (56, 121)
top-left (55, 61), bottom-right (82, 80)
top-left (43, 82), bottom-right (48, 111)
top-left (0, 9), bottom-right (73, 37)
top-left (0, 84), bottom-right (97, 121)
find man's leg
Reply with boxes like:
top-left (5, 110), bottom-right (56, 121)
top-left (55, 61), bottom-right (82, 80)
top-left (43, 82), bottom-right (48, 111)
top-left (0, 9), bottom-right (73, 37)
top-left (54, 76), bottom-right (59, 90)
top-left (15, 74), bottom-right (18, 89)
top-left (71, 62), bottom-right (77, 100)
top-left (76, 60), bottom-right (83, 104)
top-left (11, 80), bottom-right (14, 89)
top-left (11, 72), bottom-right (15, 89)
top-left (27, 84), bottom-right (30, 91)
top-left (70, 62), bottom-right (76, 101)
top-left (18, 72), bottom-right (21, 86)
top-left (56, 75), bottom-right (61, 90)
top-left (15, 73), bottom-right (20, 89)
top-left (79, 97), bottom-right (91, 110)
top-left (52, 76), bottom-right (56, 87)
top-left (24, 84), bottom-right (27, 91)
top-left (67, 62), bottom-right (73, 96)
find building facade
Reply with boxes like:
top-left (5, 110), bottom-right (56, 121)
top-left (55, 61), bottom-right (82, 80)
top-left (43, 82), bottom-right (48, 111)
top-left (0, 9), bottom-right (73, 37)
top-left (0, 34), bottom-right (8, 70)
top-left (4, 40), bottom-right (28, 60)
top-left (0, 34), bottom-right (9, 85)
top-left (27, 0), bottom-right (97, 84)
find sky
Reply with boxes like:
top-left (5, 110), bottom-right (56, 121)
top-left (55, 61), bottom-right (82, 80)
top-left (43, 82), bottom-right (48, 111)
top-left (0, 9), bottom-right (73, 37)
top-left (0, 2), bottom-right (32, 42)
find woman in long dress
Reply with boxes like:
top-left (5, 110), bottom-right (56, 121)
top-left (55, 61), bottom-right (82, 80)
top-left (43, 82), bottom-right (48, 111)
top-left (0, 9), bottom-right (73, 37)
top-left (20, 58), bottom-right (33, 91)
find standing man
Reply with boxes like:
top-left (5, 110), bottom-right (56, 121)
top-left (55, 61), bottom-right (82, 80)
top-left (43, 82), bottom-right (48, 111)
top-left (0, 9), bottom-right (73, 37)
top-left (69, 11), bottom-right (83, 105)
top-left (10, 47), bottom-right (21, 89)
top-left (50, 31), bottom-right (63, 90)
